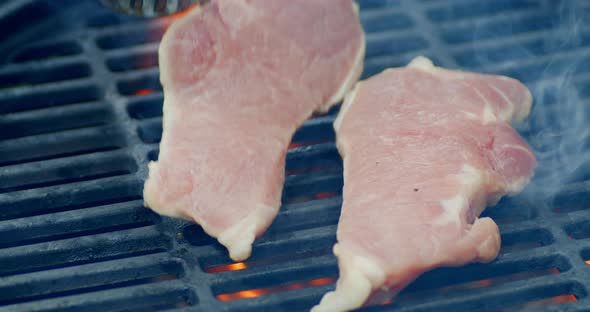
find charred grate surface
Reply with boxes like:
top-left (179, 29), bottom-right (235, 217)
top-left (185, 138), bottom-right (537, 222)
top-left (0, 0), bottom-right (589, 311)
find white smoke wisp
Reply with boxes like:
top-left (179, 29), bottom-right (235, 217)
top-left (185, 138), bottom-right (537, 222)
top-left (519, 0), bottom-right (590, 202)
top-left (466, 1), bottom-right (590, 212)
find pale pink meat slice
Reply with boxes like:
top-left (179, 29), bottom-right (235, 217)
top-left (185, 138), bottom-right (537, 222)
top-left (143, 0), bottom-right (365, 261)
top-left (312, 56), bottom-right (536, 311)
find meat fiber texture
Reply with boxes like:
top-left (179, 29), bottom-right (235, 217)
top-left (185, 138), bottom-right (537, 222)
top-left (143, 0), bottom-right (365, 261)
top-left (312, 56), bottom-right (536, 312)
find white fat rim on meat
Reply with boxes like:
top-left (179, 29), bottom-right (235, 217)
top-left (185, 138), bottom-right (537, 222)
top-left (217, 209), bottom-right (265, 261)
top-left (434, 195), bottom-right (467, 226)
top-left (434, 165), bottom-right (484, 226)
top-left (311, 244), bottom-right (386, 312)
top-left (407, 56), bottom-right (466, 80)
top-left (494, 75), bottom-right (533, 123)
top-left (481, 102), bottom-right (498, 124)
top-left (512, 84), bottom-right (533, 123)
top-left (408, 56), bottom-right (533, 125)
top-left (334, 56), bottom-right (443, 133)
top-left (466, 82), bottom-right (498, 125)
top-left (333, 82), bottom-right (361, 132)
top-left (506, 175), bottom-right (533, 195)
top-left (502, 144), bottom-right (537, 194)
top-left (488, 84), bottom-right (516, 123)
top-left (322, 2), bottom-right (366, 112)
top-left (407, 55), bottom-right (436, 72)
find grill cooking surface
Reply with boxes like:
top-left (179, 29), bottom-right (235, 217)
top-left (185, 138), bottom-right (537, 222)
top-left (1, 0), bottom-right (589, 311)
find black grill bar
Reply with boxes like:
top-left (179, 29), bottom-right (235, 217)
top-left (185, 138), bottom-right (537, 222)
top-left (0, 175), bottom-right (142, 220)
top-left (0, 150), bottom-right (136, 193)
top-left (0, 253), bottom-right (183, 304)
top-left (0, 101), bottom-right (115, 141)
top-left (0, 81), bottom-right (102, 114)
top-left (5, 281), bottom-right (196, 312)
top-left (0, 200), bottom-right (154, 248)
top-left (0, 226), bottom-right (169, 279)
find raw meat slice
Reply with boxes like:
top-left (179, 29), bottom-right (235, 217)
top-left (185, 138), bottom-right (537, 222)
top-left (143, 0), bottom-right (365, 261)
top-left (312, 56), bottom-right (536, 311)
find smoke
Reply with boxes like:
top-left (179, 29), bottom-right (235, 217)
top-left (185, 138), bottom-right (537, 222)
top-left (520, 0), bottom-right (590, 200)
top-left (470, 1), bottom-right (590, 204)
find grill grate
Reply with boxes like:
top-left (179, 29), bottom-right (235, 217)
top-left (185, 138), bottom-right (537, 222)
top-left (1, 0), bottom-right (590, 311)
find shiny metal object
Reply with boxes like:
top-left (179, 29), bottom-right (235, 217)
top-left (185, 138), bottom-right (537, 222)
top-left (100, 0), bottom-right (209, 18)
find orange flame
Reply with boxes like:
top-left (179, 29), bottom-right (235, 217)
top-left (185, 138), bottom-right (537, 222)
top-left (552, 294), bottom-right (577, 303)
top-left (206, 262), bottom-right (248, 273)
top-left (585, 260), bottom-right (590, 265)
top-left (135, 88), bottom-right (155, 96)
top-left (217, 289), bottom-right (266, 301)
top-left (216, 277), bottom-right (336, 301)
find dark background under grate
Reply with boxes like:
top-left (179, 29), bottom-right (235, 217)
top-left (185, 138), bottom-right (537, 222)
top-left (0, 0), bottom-right (589, 311)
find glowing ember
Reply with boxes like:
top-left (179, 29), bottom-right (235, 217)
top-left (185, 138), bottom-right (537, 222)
top-left (285, 283), bottom-right (305, 291)
top-left (216, 278), bottom-right (336, 301)
top-left (288, 142), bottom-right (304, 149)
top-left (476, 279), bottom-right (492, 287)
top-left (585, 260), bottom-right (590, 265)
top-left (217, 289), bottom-right (267, 301)
top-left (520, 294), bottom-right (577, 309)
top-left (314, 192), bottom-right (337, 199)
top-left (206, 262), bottom-right (248, 273)
top-left (164, 4), bottom-right (200, 21)
top-left (307, 278), bottom-right (335, 286)
top-left (552, 294), bottom-right (577, 303)
top-left (134, 89), bottom-right (155, 96)
top-left (288, 140), bottom-right (332, 149)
